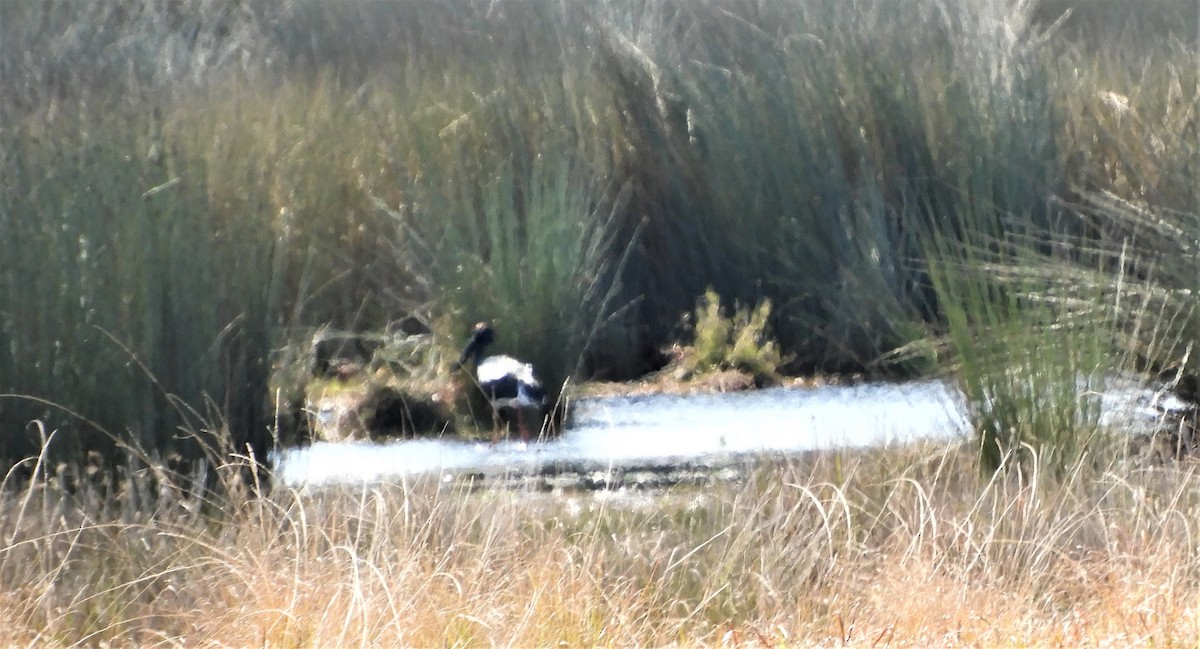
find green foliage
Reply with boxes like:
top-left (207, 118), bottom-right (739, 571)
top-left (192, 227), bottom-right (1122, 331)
top-left (677, 289), bottom-right (783, 386)
top-left (0, 98), bottom-right (281, 467)
top-left (925, 239), bottom-right (1112, 475)
top-left (691, 292), bottom-right (733, 372)
top-left (376, 118), bottom-right (634, 420)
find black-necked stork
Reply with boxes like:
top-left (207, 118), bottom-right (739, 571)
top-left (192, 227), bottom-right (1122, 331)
top-left (457, 322), bottom-right (546, 443)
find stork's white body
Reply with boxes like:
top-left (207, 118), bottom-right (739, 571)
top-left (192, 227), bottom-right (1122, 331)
top-left (477, 355), bottom-right (543, 409)
top-left (458, 322), bottom-right (546, 443)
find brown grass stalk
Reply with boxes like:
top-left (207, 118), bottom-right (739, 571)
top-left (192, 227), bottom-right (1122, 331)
top-left (2, 444), bottom-right (1198, 646)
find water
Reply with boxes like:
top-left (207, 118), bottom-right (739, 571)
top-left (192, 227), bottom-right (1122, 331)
top-left (274, 378), bottom-right (1172, 488)
top-left (276, 380), bottom-right (968, 487)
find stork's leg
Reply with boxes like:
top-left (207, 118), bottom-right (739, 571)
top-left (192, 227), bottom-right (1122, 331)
top-left (517, 408), bottom-right (528, 443)
top-left (490, 407), bottom-right (502, 445)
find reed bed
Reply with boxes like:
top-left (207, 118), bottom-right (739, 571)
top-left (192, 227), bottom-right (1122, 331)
top-left (2, 444), bottom-right (1198, 647)
top-left (2, 0), bottom-right (1197, 465)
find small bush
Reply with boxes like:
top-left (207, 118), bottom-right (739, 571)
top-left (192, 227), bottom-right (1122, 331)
top-left (674, 289), bottom-right (783, 387)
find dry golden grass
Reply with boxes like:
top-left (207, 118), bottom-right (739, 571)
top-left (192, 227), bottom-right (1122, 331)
top-left (3, 443), bottom-right (1199, 647)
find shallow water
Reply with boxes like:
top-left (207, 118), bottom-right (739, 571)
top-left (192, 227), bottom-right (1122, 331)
top-left (274, 378), bottom-right (1172, 488)
top-left (277, 381), bottom-right (965, 487)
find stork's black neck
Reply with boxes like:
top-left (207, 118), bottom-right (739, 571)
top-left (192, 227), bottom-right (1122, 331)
top-left (457, 322), bottom-right (496, 367)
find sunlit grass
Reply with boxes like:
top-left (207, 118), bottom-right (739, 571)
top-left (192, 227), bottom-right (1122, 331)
top-left (2, 445), bottom-right (1199, 646)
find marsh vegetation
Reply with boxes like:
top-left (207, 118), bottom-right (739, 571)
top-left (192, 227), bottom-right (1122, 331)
top-left (1, 0), bottom-right (1197, 644)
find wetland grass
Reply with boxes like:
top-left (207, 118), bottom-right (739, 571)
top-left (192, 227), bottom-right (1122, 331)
top-left (0, 1), bottom-right (1197, 642)
top-left (2, 444), bottom-right (1200, 646)
top-left (3, 0), bottom-right (1196, 462)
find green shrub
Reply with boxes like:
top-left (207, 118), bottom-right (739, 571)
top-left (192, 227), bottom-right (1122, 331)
top-left (676, 289), bottom-right (783, 386)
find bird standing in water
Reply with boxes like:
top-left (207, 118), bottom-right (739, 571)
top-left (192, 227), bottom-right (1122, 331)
top-left (457, 322), bottom-right (546, 443)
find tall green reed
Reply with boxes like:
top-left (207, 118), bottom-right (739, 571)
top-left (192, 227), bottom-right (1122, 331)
top-left (925, 232), bottom-right (1122, 475)
top-left (1056, 33), bottom-right (1199, 379)
top-left (0, 1), bottom-right (286, 472)
top-left (868, 0), bottom-right (1191, 474)
top-left (593, 0), bottom-right (1069, 373)
top-left (0, 98), bottom-right (283, 472)
top-left (367, 63), bottom-right (637, 417)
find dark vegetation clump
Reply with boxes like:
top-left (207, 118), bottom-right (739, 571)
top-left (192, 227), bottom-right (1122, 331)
top-left (358, 385), bottom-right (455, 441)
